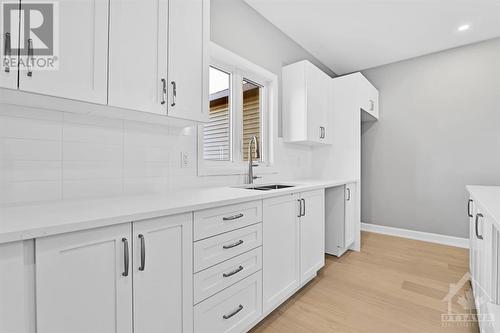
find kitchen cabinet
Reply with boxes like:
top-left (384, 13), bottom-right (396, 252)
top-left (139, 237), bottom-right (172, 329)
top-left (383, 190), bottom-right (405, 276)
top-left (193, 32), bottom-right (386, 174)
top-left (283, 60), bottom-right (332, 145)
top-left (468, 194), bottom-right (500, 333)
top-left (133, 213), bottom-right (193, 333)
top-left (0, 241), bottom-right (35, 333)
top-left (1, 3), bottom-right (19, 90)
top-left (167, 0), bottom-right (209, 122)
top-left (36, 213), bottom-right (193, 333)
top-left (358, 73), bottom-right (379, 120)
top-left (299, 189), bottom-right (325, 284)
top-left (108, 0), bottom-right (167, 114)
top-left (262, 193), bottom-right (300, 314)
top-left (108, 0), bottom-right (209, 121)
top-left (36, 224), bottom-right (133, 333)
top-left (325, 183), bottom-right (357, 257)
top-left (263, 189), bottom-right (325, 314)
top-left (18, 0), bottom-right (109, 104)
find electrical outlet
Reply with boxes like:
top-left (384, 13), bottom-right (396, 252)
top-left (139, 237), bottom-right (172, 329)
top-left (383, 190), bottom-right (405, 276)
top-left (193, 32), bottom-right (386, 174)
top-left (181, 152), bottom-right (190, 168)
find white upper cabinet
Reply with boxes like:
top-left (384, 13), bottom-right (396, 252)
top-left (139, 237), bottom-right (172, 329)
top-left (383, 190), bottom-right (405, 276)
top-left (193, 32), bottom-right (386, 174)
top-left (0, 2), bottom-right (19, 90)
top-left (354, 73), bottom-right (379, 121)
top-left (166, 0), bottom-right (209, 122)
top-left (18, 0), bottom-right (109, 104)
top-left (108, 0), bottom-right (209, 121)
top-left (108, 0), bottom-right (167, 114)
top-left (283, 60), bottom-right (332, 145)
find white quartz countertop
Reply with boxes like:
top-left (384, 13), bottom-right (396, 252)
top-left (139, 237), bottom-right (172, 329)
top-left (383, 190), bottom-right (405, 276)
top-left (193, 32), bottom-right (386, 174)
top-left (467, 185), bottom-right (500, 227)
top-left (0, 179), bottom-right (357, 244)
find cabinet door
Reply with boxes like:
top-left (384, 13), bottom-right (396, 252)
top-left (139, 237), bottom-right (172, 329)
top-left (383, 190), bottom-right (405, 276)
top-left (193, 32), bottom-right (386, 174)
top-left (306, 62), bottom-right (328, 143)
top-left (18, 0), bottom-right (108, 104)
top-left (344, 183), bottom-right (356, 247)
top-left (359, 74), bottom-right (379, 119)
top-left (0, 3), bottom-right (19, 89)
top-left (299, 189), bottom-right (325, 284)
top-left (167, 0), bottom-right (209, 122)
top-left (36, 224), bottom-right (133, 333)
top-left (133, 213), bottom-right (193, 333)
top-left (108, 0), bottom-right (167, 114)
top-left (0, 241), bottom-right (35, 333)
top-left (263, 194), bottom-right (300, 314)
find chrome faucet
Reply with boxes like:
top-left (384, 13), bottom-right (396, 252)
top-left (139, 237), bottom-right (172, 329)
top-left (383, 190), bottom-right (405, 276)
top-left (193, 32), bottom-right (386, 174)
top-left (248, 136), bottom-right (260, 184)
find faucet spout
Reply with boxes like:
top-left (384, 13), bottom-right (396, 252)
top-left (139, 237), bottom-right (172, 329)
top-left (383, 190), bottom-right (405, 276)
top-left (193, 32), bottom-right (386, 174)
top-left (248, 136), bottom-right (260, 184)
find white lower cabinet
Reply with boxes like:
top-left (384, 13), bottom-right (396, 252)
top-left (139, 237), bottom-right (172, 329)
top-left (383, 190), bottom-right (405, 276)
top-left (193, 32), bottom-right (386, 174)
top-left (36, 213), bottom-right (193, 333)
top-left (133, 213), bottom-right (193, 333)
top-left (36, 223), bottom-right (133, 333)
top-left (262, 193), bottom-right (301, 314)
top-left (325, 183), bottom-right (357, 257)
top-left (263, 190), bottom-right (325, 314)
top-left (468, 194), bottom-right (500, 333)
top-left (0, 241), bottom-right (35, 333)
top-left (194, 271), bottom-right (262, 333)
top-left (299, 189), bottom-right (325, 284)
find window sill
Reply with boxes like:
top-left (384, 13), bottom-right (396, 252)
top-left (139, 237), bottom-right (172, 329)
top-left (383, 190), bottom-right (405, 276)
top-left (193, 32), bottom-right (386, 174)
top-left (198, 164), bottom-right (279, 177)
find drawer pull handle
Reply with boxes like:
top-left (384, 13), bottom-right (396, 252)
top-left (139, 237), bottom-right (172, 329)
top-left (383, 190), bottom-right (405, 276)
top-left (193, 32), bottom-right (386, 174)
top-left (138, 234), bottom-right (146, 271)
top-left (223, 213), bottom-right (244, 221)
top-left (223, 240), bottom-right (244, 249)
top-left (122, 238), bottom-right (129, 277)
top-left (223, 304), bottom-right (244, 320)
top-left (467, 199), bottom-right (473, 218)
top-left (223, 265), bottom-right (244, 278)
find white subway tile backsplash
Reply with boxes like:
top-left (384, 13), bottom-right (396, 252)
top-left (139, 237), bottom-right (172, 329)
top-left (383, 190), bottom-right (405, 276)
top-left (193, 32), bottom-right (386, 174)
top-left (0, 181), bottom-right (62, 204)
top-left (0, 116), bottom-right (62, 141)
top-left (0, 138), bottom-right (62, 161)
top-left (63, 142), bottom-right (122, 162)
top-left (63, 179), bottom-right (123, 200)
top-left (0, 160), bottom-right (61, 182)
top-left (63, 160), bottom-right (123, 180)
top-left (123, 177), bottom-right (168, 195)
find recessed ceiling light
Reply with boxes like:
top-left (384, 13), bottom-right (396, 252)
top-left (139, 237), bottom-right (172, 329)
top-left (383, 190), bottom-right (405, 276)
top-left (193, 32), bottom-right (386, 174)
top-left (458, 24), bottom-right (470, 32)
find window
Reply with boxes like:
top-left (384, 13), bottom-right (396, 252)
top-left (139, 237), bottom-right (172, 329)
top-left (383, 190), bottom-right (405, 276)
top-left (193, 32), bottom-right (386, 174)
top-left (198, 43), bottom-right (277, 176)
top-left (204, 67), bottom-right (231, 161)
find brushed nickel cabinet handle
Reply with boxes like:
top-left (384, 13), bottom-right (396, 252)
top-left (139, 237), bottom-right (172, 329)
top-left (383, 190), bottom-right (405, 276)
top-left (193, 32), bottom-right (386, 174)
top-left (223, 239), bottom-right (243, 249)
top-left (223, 213), bottom-right (244, 221)
top-left (369, 99), bottom-right (374, 111)
top-left (138, 234), bottom-right (145, 271)
top-left (467, 199), bottom-right (473, 218)
top-left (223, 304), bottom-right (243, 320)
top-left (301, 198), bottom-right (306, 216)
top-left (161, 78), bottom-right (166, 105)
top-left (475, 213), bottom-right (484, 240)
top-left (171, 81), bottom-right (176, 107)
top-left (122, 238), bottom-right (129, 277)
top-left (346, 188), bottom-right (351, 201)
top-left (4, 32), bottom-right (11, 73)
top-left (222, 265), bottom-right (244, 278)
top-left (27, 38), bottom-right (33, 77)
top-left (297, 199), bottom-right (302, 217)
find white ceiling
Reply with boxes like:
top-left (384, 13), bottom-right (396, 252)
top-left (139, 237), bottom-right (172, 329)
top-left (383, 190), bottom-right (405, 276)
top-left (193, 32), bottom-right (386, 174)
top-left (243, 0), bottom-right (500, 74)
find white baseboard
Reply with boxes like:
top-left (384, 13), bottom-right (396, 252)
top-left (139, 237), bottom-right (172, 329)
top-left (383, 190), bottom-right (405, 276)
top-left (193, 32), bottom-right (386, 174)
top-left (361, 223), bottom-right (469, 249)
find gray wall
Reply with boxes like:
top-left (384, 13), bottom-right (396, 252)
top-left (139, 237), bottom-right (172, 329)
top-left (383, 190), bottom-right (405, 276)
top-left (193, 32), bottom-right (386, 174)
top-left (361, 38), bottom-right (500, 238)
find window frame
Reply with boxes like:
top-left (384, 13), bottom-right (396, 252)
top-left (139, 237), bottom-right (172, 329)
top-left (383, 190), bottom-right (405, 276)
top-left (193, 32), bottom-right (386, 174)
top-left (198, 42), bottom-right (277, 177)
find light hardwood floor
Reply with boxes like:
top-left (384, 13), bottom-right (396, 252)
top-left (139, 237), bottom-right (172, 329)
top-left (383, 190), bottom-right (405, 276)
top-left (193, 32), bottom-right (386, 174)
top-left (251, 231), bottom-right (478, 333)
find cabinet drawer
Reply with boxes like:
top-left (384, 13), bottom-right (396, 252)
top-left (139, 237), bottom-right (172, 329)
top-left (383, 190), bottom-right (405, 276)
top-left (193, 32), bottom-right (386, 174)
top-left (194, 200), bottom-right (262, 240)
top-left (194, 224), bottom-right (262, 273)
top-left (194, 271), bottom-right (262, 333)
top-left (194, 247), bottom-right (262, 304)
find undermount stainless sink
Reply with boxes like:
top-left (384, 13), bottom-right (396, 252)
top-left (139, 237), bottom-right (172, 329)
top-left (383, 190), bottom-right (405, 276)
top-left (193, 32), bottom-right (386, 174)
top-left (242, 184), bottom-right (295, 191)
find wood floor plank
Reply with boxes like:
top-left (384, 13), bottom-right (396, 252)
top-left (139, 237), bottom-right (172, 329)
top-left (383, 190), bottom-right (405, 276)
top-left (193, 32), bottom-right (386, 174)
top-left (250, 231), bottom-right (479, 333)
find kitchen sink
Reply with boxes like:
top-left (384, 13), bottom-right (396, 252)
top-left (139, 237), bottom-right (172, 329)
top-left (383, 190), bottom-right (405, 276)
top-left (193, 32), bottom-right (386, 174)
top-left (243, 184), bottom-right (295, 191)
